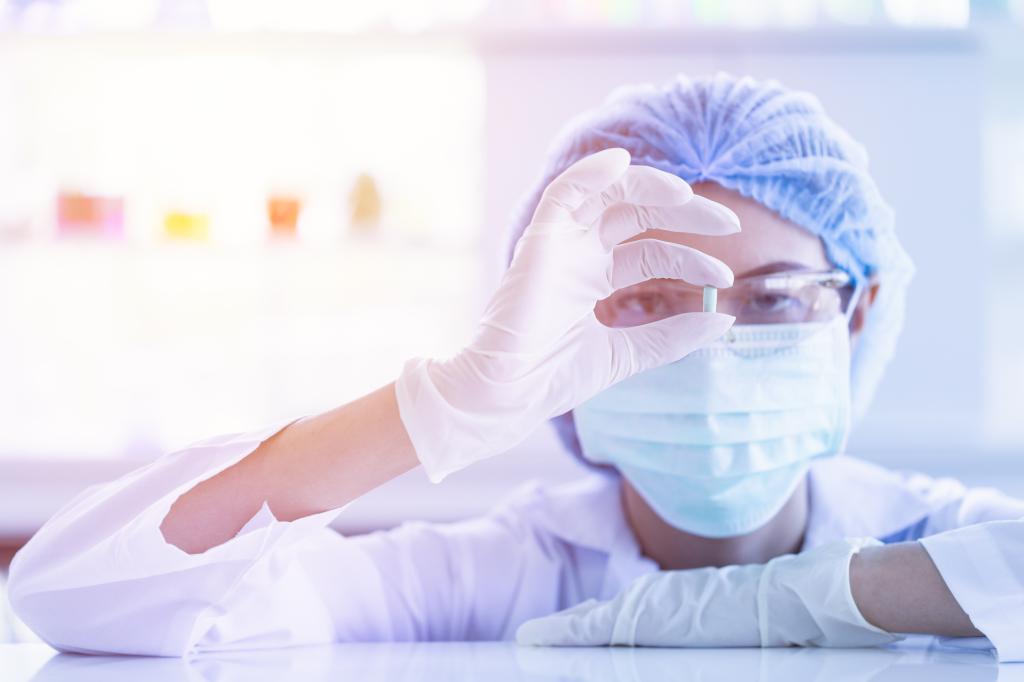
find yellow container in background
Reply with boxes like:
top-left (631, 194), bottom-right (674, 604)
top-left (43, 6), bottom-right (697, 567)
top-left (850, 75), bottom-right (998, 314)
top-left (164, 212), bottom-right (209, 240)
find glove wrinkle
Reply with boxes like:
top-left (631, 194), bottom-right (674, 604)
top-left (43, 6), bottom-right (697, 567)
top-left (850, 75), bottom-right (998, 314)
top-left (516, 538), bottom-right (903, 650)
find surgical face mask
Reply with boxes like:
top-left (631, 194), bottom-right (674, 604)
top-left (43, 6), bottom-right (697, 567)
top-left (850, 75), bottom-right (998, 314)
top-left (573, 316), bottom-right (851, 538)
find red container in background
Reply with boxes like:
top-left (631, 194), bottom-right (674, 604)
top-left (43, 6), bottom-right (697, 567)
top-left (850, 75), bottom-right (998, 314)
top-left (56, 192), bottom-right (124, 238)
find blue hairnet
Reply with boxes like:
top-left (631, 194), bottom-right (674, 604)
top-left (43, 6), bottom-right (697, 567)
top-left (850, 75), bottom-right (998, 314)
top-left (506, 73), bottom-right (914, 452)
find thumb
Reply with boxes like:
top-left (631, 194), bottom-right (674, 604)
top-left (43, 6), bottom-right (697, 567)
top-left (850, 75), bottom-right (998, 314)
top-left (619, 311), bottom-right (735, 375)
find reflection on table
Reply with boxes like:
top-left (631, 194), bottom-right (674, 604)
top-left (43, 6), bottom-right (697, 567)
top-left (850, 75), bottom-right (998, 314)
top-left (3, 637), bottom-right (1005, 682)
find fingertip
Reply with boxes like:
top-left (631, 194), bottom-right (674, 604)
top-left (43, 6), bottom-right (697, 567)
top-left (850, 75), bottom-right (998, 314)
top-left (715, 201), bottom-right (741, 232)
top-left (689, 195), bottom-right (742, 234)
top-left (704, 257), bottom-right (734, 288)
top-left (705, 312), bottom-right (736, 335)
top-left (715, 312), bottom-right (736, 324)
top-left (607, 147), bottom-right (631, 164)
top-left (581, 148), bottom-right (632, 192)
top-left (515, 621), bottom-right (546, 647)
top-left (674, 245), bottom-right (732, 288)
top-left (687, 311), bottom-right (735, 343)
top-left (595, 147), bottom-right (631, 174)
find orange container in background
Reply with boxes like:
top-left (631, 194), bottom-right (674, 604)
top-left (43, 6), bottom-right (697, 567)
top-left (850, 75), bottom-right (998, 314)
top-left (57, 192), bottom-right (124, 237)
top-left (267, 195), bottom-right (302, 238)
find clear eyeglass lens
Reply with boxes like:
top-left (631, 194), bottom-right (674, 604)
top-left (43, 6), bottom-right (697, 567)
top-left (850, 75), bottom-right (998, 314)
top-left (599, 270), bottom-right (853, 327)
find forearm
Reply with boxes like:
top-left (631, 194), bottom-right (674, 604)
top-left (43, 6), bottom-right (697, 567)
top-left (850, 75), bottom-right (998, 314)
top-left (849, 541), bottom-right (982, 637)
top-left (160, 381), bottom-right (418, 554)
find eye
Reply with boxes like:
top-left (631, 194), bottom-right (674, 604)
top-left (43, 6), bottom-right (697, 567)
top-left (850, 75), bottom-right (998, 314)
top-left (615, 291), bottom-right (671, 315)
top-left (748, 293), bottom-right (797, 313)
top-left (739, 292), bottom-right (812, 323)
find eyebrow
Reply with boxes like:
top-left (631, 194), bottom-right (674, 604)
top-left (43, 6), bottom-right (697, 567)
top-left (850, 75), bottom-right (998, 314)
top-left (733, 261), bottom-right (817, 280)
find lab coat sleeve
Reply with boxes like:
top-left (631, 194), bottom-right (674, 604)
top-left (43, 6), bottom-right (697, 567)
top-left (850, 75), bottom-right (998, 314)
top-left (908, 482), bottom-right (1024, 662)
top-left (920, 521), bottom-right (1024, 662)
top-left (8, 422), bottom-right (575, 656)
top-left (6, 419), bottom-right (389, 655)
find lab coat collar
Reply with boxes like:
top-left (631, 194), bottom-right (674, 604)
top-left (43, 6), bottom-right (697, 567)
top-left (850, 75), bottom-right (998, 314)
top-left (529, 455), bottom-right (937, 565)
top-left (803, 455), bottom-right (937, 549)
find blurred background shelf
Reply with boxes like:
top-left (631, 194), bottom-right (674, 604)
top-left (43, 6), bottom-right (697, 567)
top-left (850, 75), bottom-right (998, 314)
top-left (1, 0), bottom-right (1023, 548)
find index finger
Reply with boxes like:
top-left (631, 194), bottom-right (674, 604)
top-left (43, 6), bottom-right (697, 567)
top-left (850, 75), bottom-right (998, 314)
top-left (572, 165), bottom-right (694, 226)
top-left (597, 194), bottom-right (740, 250)
top-left (610, 239), bottom-right (734, 291)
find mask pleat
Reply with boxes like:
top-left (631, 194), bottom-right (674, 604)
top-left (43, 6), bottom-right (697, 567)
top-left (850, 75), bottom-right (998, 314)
top-left (573, 317), bottom-right (851, 537)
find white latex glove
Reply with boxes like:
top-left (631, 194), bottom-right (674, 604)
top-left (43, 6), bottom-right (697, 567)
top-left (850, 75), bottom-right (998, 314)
top-left (516, 538), bottom-right (905, 649)
top-left (395, 148), bottom-right (739, 482)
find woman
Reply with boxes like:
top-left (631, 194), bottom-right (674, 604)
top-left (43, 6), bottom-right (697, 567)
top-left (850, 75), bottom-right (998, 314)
top-left (9, 74), bottom-right (1023, 659)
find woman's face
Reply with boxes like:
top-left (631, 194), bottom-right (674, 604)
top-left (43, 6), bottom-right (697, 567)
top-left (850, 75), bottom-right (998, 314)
top-left (595, 182), bottom-right (874, 340)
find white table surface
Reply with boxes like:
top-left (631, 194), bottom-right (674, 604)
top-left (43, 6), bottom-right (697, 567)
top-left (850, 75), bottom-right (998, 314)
top-left (1, 638), bottom-right (1016, 682)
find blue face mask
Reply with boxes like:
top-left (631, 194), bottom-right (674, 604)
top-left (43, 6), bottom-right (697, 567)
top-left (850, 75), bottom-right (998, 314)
top-left (573, 317), bottom-right (851, 538)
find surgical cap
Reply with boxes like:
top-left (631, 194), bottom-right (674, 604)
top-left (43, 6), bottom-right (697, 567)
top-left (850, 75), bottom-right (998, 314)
top-left (505, 73), bottom-right (914, 453)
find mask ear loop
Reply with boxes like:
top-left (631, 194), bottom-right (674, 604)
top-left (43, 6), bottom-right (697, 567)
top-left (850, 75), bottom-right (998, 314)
top-left (844, 276), bottom-right (865, 327)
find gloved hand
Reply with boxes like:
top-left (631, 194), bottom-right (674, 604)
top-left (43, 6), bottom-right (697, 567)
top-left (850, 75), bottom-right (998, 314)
top-left (396, 148), bottom-right (739, 482)
top-left (516, 537), bottom-right (905, 649)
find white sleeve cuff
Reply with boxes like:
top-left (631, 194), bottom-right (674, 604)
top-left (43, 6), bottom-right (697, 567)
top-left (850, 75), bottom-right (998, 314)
top-left (920, 521), bottom-right (1024, 662)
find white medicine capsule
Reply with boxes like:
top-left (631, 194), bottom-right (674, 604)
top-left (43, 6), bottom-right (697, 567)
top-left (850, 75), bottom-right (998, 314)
top-left (703, 285), bottom-right (717, 313)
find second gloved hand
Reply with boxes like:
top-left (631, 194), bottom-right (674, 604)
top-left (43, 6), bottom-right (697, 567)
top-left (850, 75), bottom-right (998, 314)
top-left (516, 537), bottom-right (905, 649)
top-left (395, 148), bottom-right (739, 482)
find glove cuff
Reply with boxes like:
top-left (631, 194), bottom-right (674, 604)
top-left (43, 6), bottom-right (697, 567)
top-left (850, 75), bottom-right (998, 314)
top-left (395, 357), bottom-right (461, 483)
top-left (396, 355), bottom-right (529, 483)
top-left (758, 537), bottom-right (905, 648)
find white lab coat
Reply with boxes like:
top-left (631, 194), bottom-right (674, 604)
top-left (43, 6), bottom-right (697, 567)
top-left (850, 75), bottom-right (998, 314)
top-left (8, 421), bottom-right (1024, 659)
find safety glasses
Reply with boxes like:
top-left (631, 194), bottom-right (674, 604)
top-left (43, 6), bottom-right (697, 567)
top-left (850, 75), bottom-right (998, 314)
top-left (599, 268), bottom-right (861, 327)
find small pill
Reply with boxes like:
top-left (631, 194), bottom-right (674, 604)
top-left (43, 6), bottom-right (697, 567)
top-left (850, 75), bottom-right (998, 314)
top-left (702, 286), bottom-right (717, 313)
